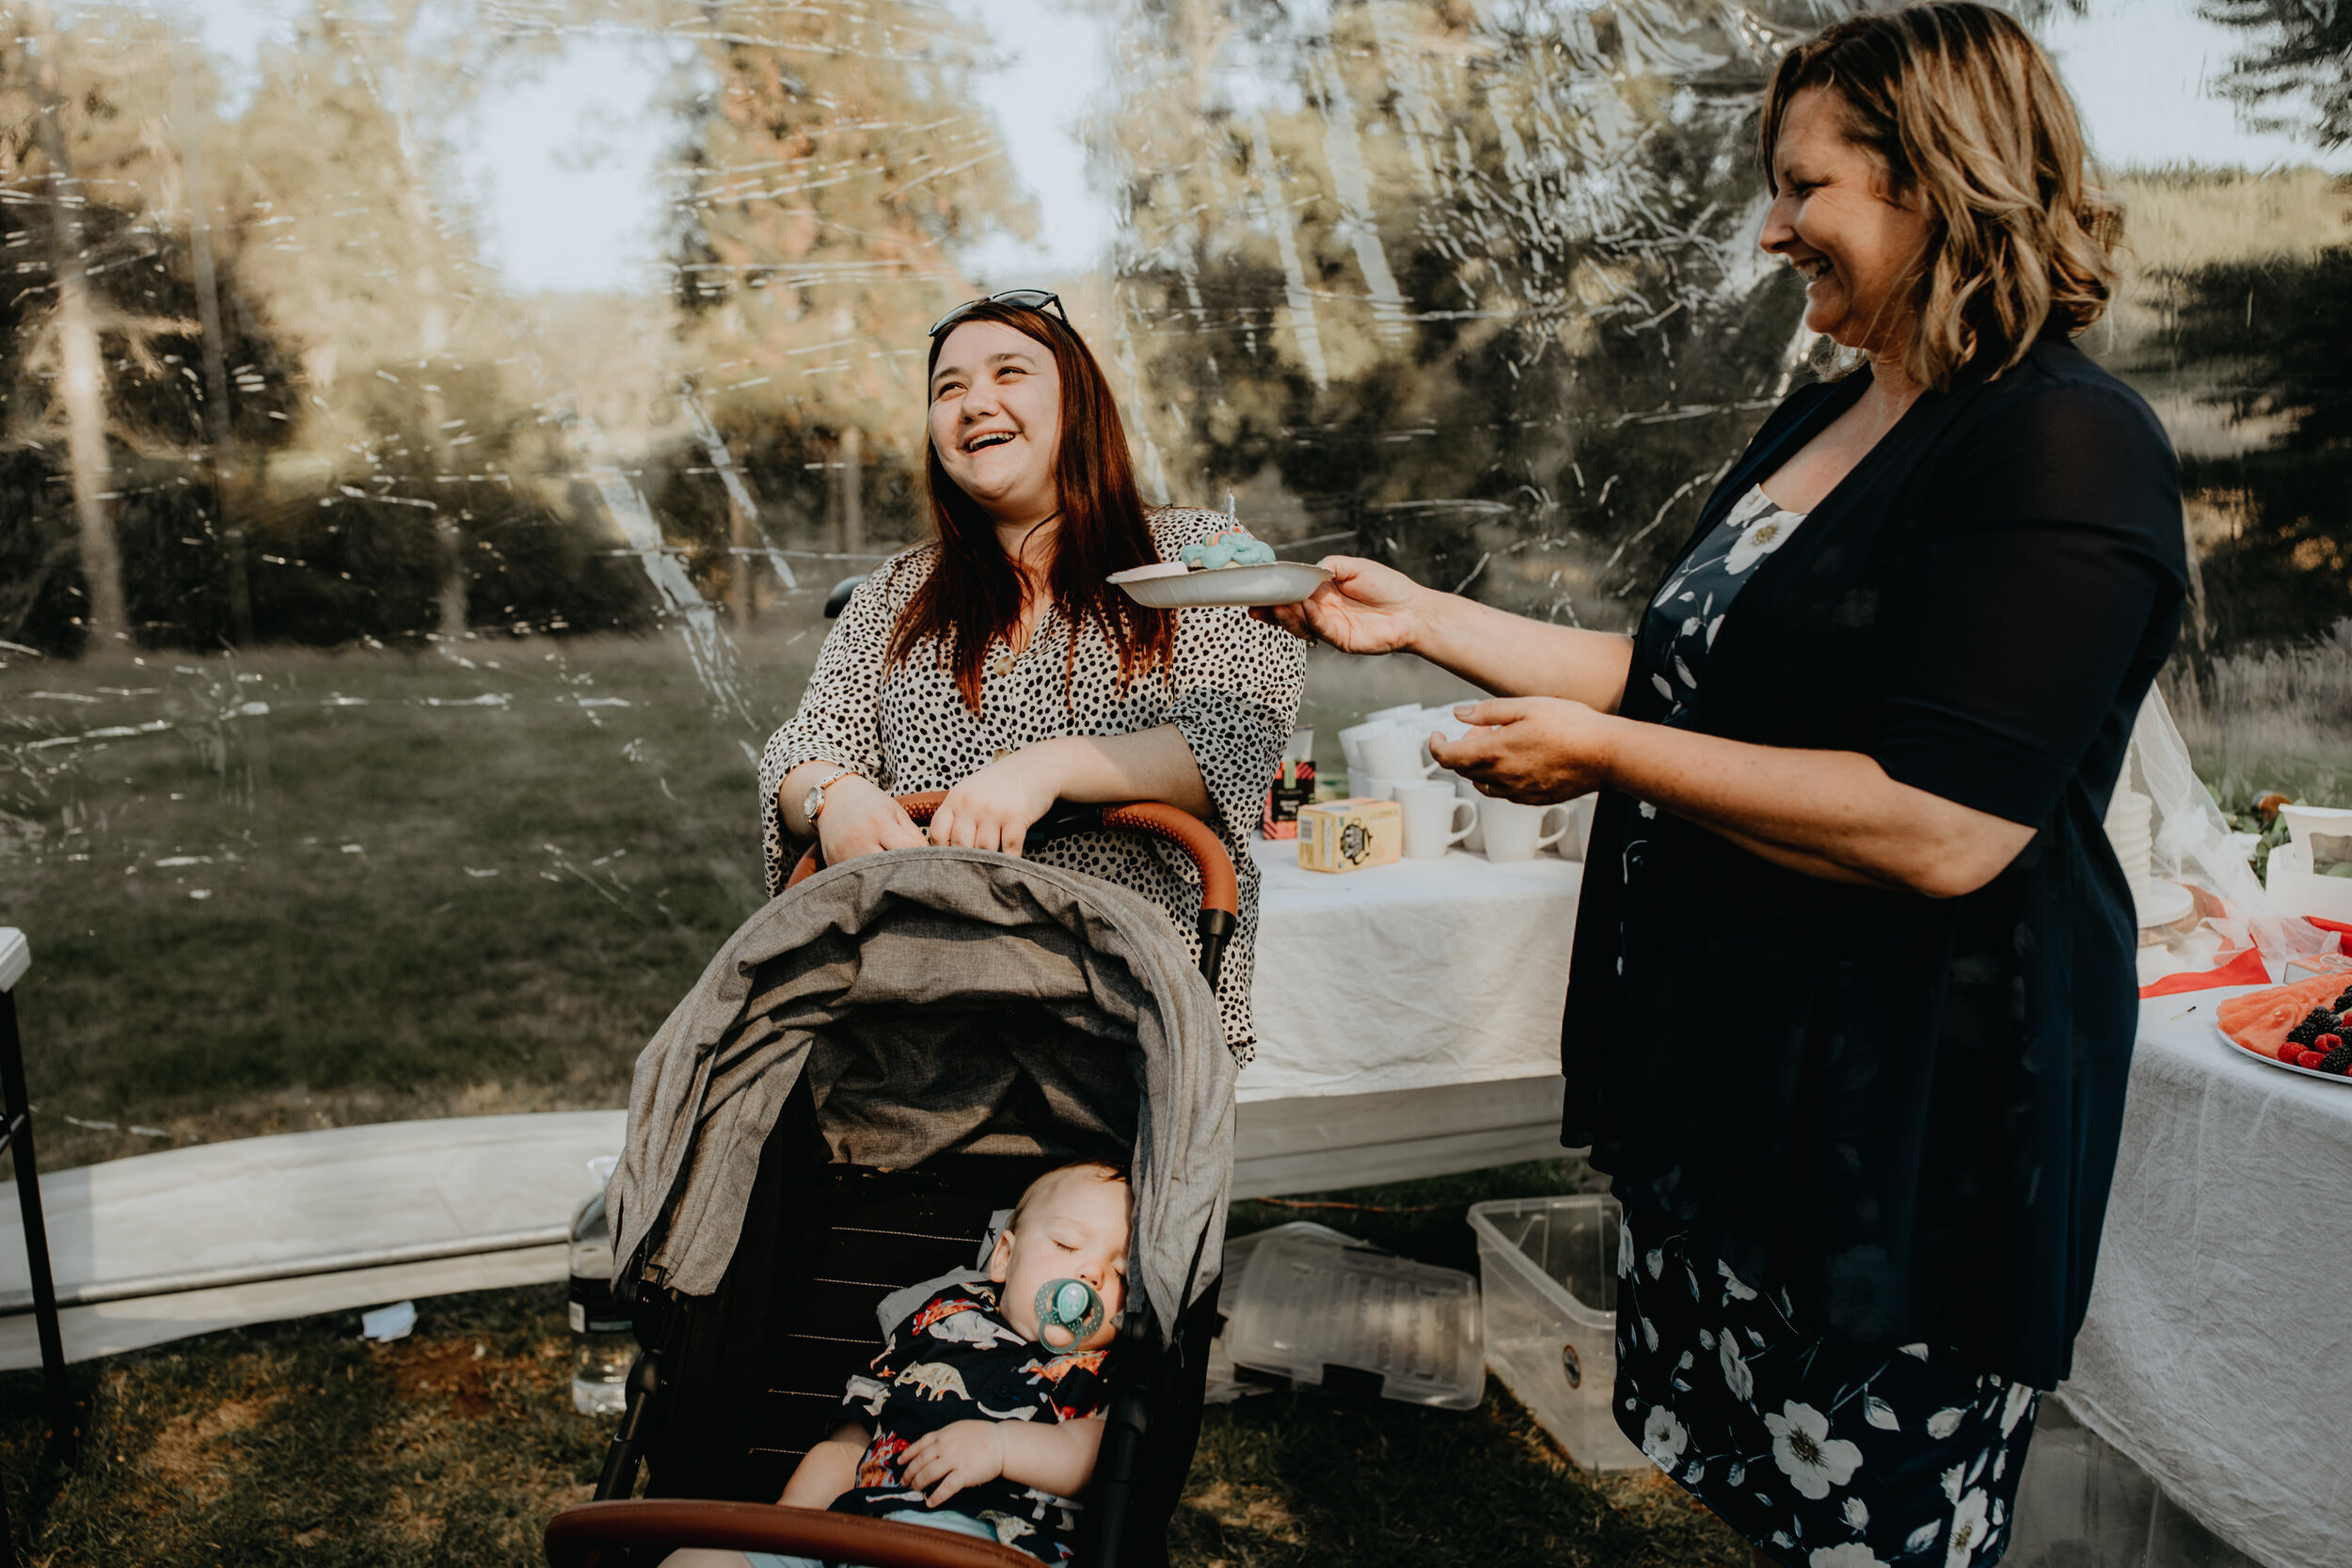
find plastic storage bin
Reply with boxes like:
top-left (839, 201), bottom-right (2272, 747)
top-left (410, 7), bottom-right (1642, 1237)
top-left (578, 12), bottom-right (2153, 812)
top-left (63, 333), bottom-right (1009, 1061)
top-left (1467, 1194), bottom-right (1646, 1470)
top-left (1222, 1227), bottom-right (1484, 1409)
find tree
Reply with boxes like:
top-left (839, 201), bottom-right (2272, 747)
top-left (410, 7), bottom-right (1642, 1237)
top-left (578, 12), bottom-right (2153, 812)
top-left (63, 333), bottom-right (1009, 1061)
top-left (1092, 0), bottom-right (1839, 627)
top-left (2203, 0), bottom-right (2352, 150)
top-left (662, 0), bottom-right (1037, 599)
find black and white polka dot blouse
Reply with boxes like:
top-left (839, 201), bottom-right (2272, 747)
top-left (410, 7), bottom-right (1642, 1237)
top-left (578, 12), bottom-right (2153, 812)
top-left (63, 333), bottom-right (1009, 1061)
top-left (757, 507), bottom-right (1307, 1059)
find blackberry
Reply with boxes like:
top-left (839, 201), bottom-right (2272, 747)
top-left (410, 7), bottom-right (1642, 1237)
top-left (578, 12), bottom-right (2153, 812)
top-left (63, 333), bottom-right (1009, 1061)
top-left (2320, 1043), bottom-right (2352, 1076)
top-left (2284, 1007), bottom-right (2340, 1048)
top-left (2334, 986), bottom-right (2352, 1014)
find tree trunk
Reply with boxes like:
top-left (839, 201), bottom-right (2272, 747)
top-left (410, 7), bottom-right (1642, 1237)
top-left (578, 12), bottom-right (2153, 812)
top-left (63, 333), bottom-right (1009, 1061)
top-left (171, 31), bottom-right (252, 647)
top-left (836, 425), bottom-right (864, 555)
top-left (29, 0), bottom-right (129, 653)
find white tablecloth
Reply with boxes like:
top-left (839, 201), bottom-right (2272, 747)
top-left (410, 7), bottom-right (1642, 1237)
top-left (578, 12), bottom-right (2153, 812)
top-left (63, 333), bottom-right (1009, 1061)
top-left (1240, 837), bottom-right (1582, 1102)
top-left (2053, 990), bottom-right (2352, 1568)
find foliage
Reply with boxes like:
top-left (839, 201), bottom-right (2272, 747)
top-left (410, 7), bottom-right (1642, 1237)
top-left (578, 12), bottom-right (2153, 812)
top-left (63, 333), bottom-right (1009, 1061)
top-left (1094, 0), bottom-right (1845, 627)
top-left (2201, 0), bottom-right (2352, 150)
top-left (2151, 239), bottom-right (2352, 646)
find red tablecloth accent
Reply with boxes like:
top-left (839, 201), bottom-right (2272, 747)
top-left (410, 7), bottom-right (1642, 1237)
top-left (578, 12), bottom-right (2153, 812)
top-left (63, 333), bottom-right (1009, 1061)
top-left (2137, 944), bottom-right (2269, 998)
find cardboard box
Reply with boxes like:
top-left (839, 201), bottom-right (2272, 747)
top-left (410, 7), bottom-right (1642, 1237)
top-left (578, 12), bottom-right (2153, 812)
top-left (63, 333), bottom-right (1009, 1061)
top-left (1297, 798), bottom-right (1402, 873)
top-left (1260, 725), bottom-right (1317, 841)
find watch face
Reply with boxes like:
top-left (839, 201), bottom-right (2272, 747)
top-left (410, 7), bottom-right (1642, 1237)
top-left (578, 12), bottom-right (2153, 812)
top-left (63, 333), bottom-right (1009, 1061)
top-left (803, 785), bottom-right (824, 821)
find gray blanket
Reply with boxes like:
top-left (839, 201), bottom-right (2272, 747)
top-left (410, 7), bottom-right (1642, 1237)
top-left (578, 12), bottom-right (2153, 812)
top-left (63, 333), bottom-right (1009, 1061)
top-left (608, 847), bottom-right (1238, 1340)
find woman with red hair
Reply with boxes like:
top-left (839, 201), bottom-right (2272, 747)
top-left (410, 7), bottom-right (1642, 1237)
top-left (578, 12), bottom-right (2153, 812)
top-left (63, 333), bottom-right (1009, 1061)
top-left (760, 293), bottom-right (1303, 1058)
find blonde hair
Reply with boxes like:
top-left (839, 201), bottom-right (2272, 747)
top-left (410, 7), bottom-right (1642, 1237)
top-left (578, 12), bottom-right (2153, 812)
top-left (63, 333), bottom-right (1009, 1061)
top-left (1009, 1160), bottom-right (1128, 1233)
top-left (1759, 1), bottom-right (2123, 390)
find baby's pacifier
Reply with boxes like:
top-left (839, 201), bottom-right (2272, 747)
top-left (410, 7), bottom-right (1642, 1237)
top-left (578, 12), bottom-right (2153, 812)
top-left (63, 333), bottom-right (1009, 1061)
top-left (1034, 1277), bottom-right (1105, 1350)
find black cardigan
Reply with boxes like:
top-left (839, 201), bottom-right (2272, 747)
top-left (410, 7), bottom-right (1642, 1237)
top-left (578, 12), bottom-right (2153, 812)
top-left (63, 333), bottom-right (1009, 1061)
top-left (1563, 338), bottom-right (2186, 1387)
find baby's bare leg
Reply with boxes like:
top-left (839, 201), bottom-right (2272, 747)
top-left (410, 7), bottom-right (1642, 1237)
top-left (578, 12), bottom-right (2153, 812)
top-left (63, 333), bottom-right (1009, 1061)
top-left (660, 1553), bottom-right (755, 1568)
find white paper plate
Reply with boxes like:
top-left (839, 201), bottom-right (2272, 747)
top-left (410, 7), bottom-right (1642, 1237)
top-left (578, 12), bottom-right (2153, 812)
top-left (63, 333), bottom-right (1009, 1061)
top-left (1109, 561), bottom-right (1332, 609)
top-left (2217, 1025), bottom-right (2352, 1085)
top-left (2131, 879), bottom-right (2194, 930)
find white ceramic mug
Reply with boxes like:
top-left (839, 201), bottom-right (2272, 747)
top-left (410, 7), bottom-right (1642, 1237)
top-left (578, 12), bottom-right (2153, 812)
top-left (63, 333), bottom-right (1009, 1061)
top-left (1357, 776), bottom-right (1402, 801)
top-left (1357, 722), bottom-right (1438, 784)
top-left (1364, 704), bottom-right (1424, 726)
top-left (1440, 770), bottom-right (1486, 852)
top-left (1556, 793), bottom-right (1597, 863)
top-left (1392, 781), bottom-right (1476, 859)
top-left (1336, 719), bottom-right (1389, 784)
top-left (1481, 797), bottom-right (1575, 863)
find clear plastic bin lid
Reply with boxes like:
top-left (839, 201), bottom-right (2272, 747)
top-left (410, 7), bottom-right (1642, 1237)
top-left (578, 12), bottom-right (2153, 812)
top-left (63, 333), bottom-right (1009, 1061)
top-left (1221, 1229), bottom-right (1484, 1410)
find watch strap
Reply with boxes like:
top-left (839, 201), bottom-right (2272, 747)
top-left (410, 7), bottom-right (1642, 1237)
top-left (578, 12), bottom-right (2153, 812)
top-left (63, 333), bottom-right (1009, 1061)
top-left (804, 766), bottom-right (857, 823)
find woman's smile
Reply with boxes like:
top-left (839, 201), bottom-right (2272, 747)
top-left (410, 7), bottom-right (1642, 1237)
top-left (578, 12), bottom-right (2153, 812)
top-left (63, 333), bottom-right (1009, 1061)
top-left (1760, 87), bottom-right (1931, 361)
top-left (930, 318), bottom-right (1064, 525)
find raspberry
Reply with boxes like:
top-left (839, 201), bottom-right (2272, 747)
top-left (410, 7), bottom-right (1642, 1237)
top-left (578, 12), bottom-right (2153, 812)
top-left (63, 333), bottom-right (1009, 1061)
top-left (2320, 1043), bottom-right (2352, 1075)
top-left (2281, 1042), bottom-right (2306, 1062)
top-left (2296, 1050), bottom-right (2326, 1069)
top-left (2319, 1035), bottom-right (2345, 1053)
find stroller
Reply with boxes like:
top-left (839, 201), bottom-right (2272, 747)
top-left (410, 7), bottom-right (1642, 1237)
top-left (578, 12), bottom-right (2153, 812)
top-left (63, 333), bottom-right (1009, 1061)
top-left (545, 794), bottom-right (1243, 1568)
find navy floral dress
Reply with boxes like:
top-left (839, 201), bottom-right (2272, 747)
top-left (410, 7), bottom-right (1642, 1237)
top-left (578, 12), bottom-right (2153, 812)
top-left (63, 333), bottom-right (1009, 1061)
top-left (1614, 487), bottom-right (2041, 1568)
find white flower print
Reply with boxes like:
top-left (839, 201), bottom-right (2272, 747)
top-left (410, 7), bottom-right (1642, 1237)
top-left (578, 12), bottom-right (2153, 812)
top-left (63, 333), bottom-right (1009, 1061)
top-left (1899, 1343), bottom-right (1931, 1360)
top-left (1616, 1216), bottom-right (1634, 1277)
top-left (1645, 1247), bottom-right (1665, 1279)
top-left (1946, 1488), bottom-right (1993, 1568)
top-left (1641, 1404), bottom-right (1689, 1471)
top-left (1724, 504), bottom-right (1806, 575)
top-left (1643, 1315), bottom-right (1660, 1353)
top-left (1864, 1396), bottom-right (1899, 1431)
top-left (1842, 1496), bottom-right (1870, 1532)
top-left (1720, 1332), bottom-right (1755, 1403)
top-left (1926, 1407), bottom-right (1967, 1440)
top-left (1652, 673), bottom-right (1674, 701)
top-left (1904, 1522), bottom-right (1942, 1555)
top-left (1999, 1380), bottom-right (2035, 1435)
top-left (1809, 1546), bottom-right (1888, 1568)
top-left (1766, 1401), bottom-right (1864, 1500)
top-left (1718, 1259), bottom-right (1758, 1301)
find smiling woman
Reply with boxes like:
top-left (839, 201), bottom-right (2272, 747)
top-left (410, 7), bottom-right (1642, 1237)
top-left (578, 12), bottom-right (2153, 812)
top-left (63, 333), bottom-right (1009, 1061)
top-left (757, 296), bottom-right (1304, 1057)
top-left (1258, 6), bottom-right (2185, 1565)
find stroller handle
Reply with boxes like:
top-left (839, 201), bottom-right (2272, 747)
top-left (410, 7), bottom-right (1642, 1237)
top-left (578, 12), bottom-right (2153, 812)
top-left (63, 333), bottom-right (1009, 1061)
top-left (544, 1498), bottom-right (1036, 1567)
top-left (786, 792), bottom-right (1242, 987)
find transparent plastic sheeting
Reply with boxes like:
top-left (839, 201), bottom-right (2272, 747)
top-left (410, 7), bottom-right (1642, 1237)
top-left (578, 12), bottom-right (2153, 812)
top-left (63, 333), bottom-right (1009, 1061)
top-left (1, 0), bottom-right (2347, 1167)
top-left (2124, 689), bottom-right (2339, 985)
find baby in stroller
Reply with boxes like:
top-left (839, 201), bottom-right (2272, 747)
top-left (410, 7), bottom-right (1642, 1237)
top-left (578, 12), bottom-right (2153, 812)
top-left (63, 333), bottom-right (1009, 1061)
top-left (668, 1161), bottom-right (1132, 1568)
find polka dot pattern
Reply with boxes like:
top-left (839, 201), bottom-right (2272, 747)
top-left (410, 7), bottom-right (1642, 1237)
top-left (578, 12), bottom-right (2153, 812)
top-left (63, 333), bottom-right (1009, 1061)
top-left (758, 508), bottom-right (1307, 1059)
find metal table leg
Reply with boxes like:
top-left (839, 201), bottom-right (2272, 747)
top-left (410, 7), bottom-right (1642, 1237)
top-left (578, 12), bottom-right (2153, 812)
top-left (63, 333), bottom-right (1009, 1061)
top-left (0, 929), bottom-right (76, 1559)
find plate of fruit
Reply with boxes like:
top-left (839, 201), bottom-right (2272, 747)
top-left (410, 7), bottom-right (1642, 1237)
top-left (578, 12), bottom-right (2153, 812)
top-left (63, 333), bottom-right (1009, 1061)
top-left (1109, 526), bottom-right (1332, 609)
top-left (2215, 974), bottom-right (2352, 1082)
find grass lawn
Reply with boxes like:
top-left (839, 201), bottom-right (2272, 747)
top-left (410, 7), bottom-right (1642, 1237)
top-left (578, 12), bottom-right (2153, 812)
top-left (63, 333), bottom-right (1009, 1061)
top-left (0, 623), bottom-right (1484, 1170)
top-left (0, 1164), bottom-right (1745, 1567)
top-left (1, 629), bottom-right (813, 1170)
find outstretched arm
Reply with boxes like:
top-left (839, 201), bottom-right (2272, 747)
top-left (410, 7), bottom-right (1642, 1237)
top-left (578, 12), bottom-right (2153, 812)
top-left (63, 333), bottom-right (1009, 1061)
top-left (896, 1416), bottom-right (1106, 1507)
top-left (1433, 698), bottom-right (2034, 898)
top-left (1256, 555), bottom-right (1634, 711)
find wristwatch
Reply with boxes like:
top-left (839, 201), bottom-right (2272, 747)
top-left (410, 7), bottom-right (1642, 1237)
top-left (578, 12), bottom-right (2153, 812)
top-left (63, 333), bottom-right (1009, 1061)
top-left (802, 767), bottom-right (858, 826)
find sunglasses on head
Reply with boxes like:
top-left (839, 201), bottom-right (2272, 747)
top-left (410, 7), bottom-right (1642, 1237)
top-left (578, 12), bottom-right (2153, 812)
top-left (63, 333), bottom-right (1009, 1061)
top-left (928, 289), bottom-right (1069, 339)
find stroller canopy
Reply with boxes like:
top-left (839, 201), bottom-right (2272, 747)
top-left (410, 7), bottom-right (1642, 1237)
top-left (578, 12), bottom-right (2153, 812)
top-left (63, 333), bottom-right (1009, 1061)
top-left (610, 847), bottom-right (1239, 1340)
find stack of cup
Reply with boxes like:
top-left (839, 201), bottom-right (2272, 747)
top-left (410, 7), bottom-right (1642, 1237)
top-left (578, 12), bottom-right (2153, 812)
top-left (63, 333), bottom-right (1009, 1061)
top-left (1337, 704), bottom-right (1599, 864)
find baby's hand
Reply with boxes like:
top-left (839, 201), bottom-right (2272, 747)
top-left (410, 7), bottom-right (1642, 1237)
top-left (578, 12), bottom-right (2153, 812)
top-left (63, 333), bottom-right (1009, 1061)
top-left (898, 1420), bottom-right (1007, 1506)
